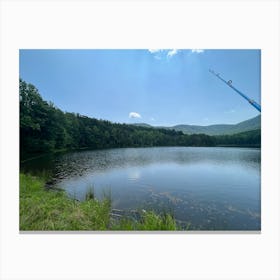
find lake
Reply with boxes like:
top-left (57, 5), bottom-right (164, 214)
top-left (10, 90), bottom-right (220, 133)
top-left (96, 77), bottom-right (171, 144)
top-left (21, 147), bottom-right (261, 230)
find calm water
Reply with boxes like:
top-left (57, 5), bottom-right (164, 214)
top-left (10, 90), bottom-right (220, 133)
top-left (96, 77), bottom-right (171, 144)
top-left (21, 147), bottom-right (261, 230)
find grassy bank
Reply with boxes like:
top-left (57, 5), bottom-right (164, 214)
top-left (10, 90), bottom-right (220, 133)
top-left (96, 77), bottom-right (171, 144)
top-left (20, 173), bottom-right (178, 231)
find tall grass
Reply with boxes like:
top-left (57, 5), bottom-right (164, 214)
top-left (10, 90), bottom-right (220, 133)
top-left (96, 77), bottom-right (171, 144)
top-left (85, 186), bottom-right (95, 200)
top-left (20, 174), bottom-right (111, 230)
top-left (20, 173), bottom-right (180, 231)
top-left (111, 211), bottom-right (177, 230)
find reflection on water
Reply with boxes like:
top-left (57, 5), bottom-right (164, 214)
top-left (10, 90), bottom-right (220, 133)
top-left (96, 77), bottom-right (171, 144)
top-left (21, 147), bottom-right (261, 230)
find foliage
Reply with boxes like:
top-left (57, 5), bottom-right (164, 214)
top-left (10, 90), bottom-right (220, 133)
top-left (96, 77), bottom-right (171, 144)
top-left (214, 129), bottom-right (261, 147)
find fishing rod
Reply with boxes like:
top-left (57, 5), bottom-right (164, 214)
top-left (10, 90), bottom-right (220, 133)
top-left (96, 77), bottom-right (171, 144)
top-left (209, 69), bottom-right (261, 112)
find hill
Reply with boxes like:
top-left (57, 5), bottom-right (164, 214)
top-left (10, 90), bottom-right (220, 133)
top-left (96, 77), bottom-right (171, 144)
top-left (132, 115), bottom-right (261, 136)
top-left (131, 123), bottom-right (153, 128)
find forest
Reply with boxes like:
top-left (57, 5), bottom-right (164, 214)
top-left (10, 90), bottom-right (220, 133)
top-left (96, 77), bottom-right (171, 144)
top-left (20, 79), bottom-right (260, 160)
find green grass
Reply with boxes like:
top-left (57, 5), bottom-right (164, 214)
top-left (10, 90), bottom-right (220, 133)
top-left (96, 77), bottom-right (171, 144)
top-left (20, 173), bottom-right (179, 231)
top-left (110, 211), bottom-right (177, 230)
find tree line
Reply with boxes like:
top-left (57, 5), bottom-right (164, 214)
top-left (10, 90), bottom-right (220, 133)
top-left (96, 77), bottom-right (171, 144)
top-left (20, 79), bottom-right (260, 160)
top-left (214, 129), bottom-right (261, 147)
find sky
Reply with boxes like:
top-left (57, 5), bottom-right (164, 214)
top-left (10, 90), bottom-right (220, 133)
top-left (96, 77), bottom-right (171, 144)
top-left (19, 49), bottom-right (261, 126)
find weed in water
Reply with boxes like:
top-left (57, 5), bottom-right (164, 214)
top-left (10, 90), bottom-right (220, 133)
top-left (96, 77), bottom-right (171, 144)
top-left (85, 185), bottom-right (95, 201)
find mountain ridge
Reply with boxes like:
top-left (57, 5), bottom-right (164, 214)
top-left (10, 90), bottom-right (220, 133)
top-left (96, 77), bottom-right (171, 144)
top-left (132, 115), bottom-right (261, 136)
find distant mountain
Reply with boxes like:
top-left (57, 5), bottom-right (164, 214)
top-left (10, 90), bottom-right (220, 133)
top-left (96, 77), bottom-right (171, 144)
top-left (131, 115), bottom-right (261, 136)
top-left (131, 123), bottom-right (153, 128)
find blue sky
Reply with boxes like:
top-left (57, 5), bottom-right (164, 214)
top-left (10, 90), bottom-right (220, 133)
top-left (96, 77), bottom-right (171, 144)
top-left (19, 49), bottom-right (260, 126)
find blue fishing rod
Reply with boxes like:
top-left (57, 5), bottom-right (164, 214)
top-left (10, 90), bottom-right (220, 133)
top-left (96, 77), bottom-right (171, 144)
top-left (209, 69), bottom-right (261, 112)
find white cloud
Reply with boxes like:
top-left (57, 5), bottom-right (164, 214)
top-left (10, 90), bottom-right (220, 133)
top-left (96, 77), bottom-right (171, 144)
top-left (150, 117), bottom-right (155, 121)
top-left (148, 49), bottom-right (162, 54)
top-left (191, 49), bottom-right (204, 53)
top-left (167, 49), bottom-right (178, 57)
top-left (148, 49), bottom-right (179, 59)
top-left (129, 112), bottom-right (142, 119)
top-left (148, 49), bottom-right (164, 60)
